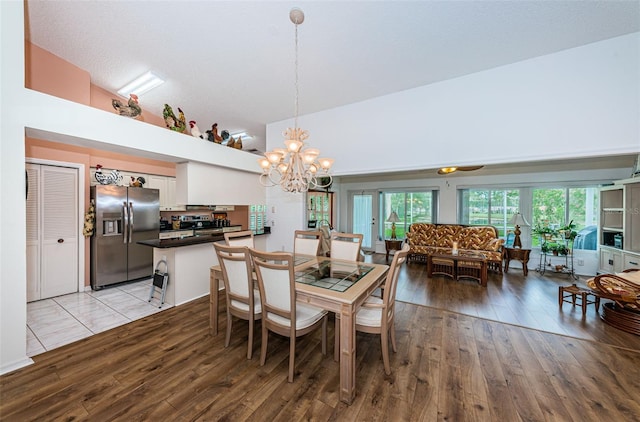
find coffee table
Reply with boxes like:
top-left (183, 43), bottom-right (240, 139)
top-left (427, 250), bottom-right (488, 287)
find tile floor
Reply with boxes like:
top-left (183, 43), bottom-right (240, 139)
top-left (27, 279), bottom-right (172, 357)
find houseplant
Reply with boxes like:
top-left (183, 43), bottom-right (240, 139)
top-left (559, 220), bottom-right (577, 240)
top-left (533, 224), bottom-right (557, 241)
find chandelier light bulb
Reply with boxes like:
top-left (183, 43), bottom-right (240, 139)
top-left (258, 158), bottom-right (271, 170)
top-left (266, 151), bottom-right (283, 164)
top-left (319, 158), bottom-right (334, 171)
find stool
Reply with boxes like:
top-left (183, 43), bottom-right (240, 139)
top-left (558, 283), bottom-right (600, 315)
top-left (430, 257), bottom-right (455, 280)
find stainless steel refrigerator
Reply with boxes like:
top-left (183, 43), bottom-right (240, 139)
top-left (90, 185), bottom-right (160, 289)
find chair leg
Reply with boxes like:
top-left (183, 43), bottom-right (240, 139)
top-left (334, 315), bottom-right (340, 362)
top-left (260, 324), bottom-right (268, 366)
top-left (225, 310), bottom-right (232, 348)
top-left (247, 316), bottom-right (254, 360)
top-left (390, 319), bottom-right (397, 353)
top-left (321, 315), bottom-right (327, 356)
top-left (381, 326), bottom-right (391, 375)
top-left (288, 336), bottom-right (296, 383)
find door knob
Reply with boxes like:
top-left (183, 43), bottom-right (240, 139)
top-left (57, 238), bottom-right (64, 243)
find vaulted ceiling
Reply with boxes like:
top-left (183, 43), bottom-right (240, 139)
top-left (26, 1), bottom-right (639, 156)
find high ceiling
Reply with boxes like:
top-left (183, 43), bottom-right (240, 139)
top-left (26, 1), bottom-right (639, 154)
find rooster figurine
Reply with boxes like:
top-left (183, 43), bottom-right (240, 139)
top-left (189, 121), bottom-right (204, 139)
top-left (206, 123), bottom-right (223, 143)
top-left (163, 104), bottom-right (186, 133)
top-left (94, 164), bottom-right (122, 185)
top-left (129, 176), bottom-right (146, 187)
top-left (112, 94), bottom-right (142, 119)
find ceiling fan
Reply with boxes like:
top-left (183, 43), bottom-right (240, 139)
top-left (437, 165), bottom-right (484, 175)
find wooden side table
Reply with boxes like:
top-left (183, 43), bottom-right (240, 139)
top-left (384, 239), bottom-right (404, 261)
top-left (503, 247), bottom-right (531, 276)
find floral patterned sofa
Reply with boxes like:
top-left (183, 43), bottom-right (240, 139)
top-left (405, 223), bottom-right (504, 272)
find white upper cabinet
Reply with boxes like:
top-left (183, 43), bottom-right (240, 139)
top-left (176, 162), bottom-right (265, 205)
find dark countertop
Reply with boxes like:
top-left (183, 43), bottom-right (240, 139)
top-left (138, 231), bottom-right (269, 249)
top-left (138, 233), bottom-right (226, 248)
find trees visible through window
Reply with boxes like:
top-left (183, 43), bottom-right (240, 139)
top-left (458, 189), bottom-right (520, 238)
top-left (380, 191), bottom-right (436, 240)
top-left (532, 187), bottom-right (598, 248)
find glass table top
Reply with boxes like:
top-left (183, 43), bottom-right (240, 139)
top-left (295, 260), bottom-right (375, 292)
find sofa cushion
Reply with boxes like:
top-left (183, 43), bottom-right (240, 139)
top-left (434, 225), bottom-right (463, 248)
top-left (458, 226), bottom-right (499, 250)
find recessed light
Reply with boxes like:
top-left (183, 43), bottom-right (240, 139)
top-left (117, 71), bottom-right (164, 98)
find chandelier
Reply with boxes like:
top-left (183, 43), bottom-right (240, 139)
top-left (258, 8), bottom-right (334, 193)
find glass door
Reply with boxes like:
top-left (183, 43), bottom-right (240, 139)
top-left (349, 190), bottom-right (378, 251)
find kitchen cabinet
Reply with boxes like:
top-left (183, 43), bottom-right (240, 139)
top-left (598, 179), bottom-right (640, 273)
top-left (599, 246), bottom-right (622, 274)
top-left (146, 175), bottom-right (185, 211)
top-left (176, 161), bottom-right (265, 205)
top-left (622, 251), bottom-right (640, 271)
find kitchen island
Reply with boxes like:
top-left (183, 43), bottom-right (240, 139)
top-left (138, 233), bottom-right (267, 307)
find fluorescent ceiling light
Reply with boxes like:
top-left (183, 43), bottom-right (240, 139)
top-left (117, 71), bottom-right (164, 98)
top-left (231, 131), bottom-right (252, 140)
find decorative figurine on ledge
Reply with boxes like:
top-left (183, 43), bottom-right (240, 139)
top-left (94, 164), bottom-right (122, 185)
top-left (206, 123), bottom-right (223, 143)
top-left (112, 94), bottom-right (142, 119)
top-left (129, 176), bottom-right (146, 187)
top-left (189, 120), bottom-right (205, 139)
top-left (163, 104), bottom-right (186, 133)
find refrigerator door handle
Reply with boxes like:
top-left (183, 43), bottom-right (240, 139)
top-left (129, 202), bottom-right (134, 243)
top-left (123, 201), bottom-right (129, 243)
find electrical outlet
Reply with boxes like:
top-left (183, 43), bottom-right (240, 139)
top-left (577, 258), bottom-right (584, 266)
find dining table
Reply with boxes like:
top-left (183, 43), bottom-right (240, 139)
top-left (210, 254), bottom-right (389, 405)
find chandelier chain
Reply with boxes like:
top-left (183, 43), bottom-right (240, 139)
top-left (294, 20), bottom-right (299, 130)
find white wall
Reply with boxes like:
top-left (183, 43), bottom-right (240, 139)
top-left (264, 33), bottom-right (639, 255)
top-left (1, 1), bottom-right (32, 374)
top-left (267, 33), bottom-right (638, 176)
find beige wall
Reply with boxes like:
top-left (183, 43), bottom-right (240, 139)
top-left (26, 41), bottom-right (166, 127)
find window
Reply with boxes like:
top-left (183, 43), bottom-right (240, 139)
top-left (458, 189), bottom-right (520, 238)
top-left (379, 191), bottom-right (436, 240)
top-left (249, 204), bottom-right (266, 234)
top-left (532, 187), bottom-right (598, 248)
top-left (307, 191), bottom-right (333, 228)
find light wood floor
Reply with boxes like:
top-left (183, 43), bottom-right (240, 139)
top-left (2, 257), bottom-right (640, 421)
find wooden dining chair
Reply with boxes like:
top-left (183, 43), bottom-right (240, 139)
top-left (224, 230), bottom-right (255, 248)
top-left (330, 231), bottom-right (364, 261)
top-left (213, 243), bottom-right (261, 359)
top-left (249, 248), bottom-right (328, 382)
top-left (293, 230), bottom-right (322, 256)
top-left (335, 243), bottom-right (410, 374)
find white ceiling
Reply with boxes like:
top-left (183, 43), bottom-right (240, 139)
top-left (25, 1), bottom-right (639, 154)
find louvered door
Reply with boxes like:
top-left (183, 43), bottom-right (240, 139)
top-left (26, 163), bottom-right (79, 301)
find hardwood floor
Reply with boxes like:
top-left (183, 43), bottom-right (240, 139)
top-left (2, 256), bottom-right (640, 421)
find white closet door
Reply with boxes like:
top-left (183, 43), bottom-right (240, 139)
top-left (26, 164), bottom-right (41, 302)
top-left (40, 165), bottom-right (79, 298)
top-left (27, 163), bottom-right (79, 301)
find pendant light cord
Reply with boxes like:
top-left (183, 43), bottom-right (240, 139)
top-left (294, 20), bottom-right (299, 131)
